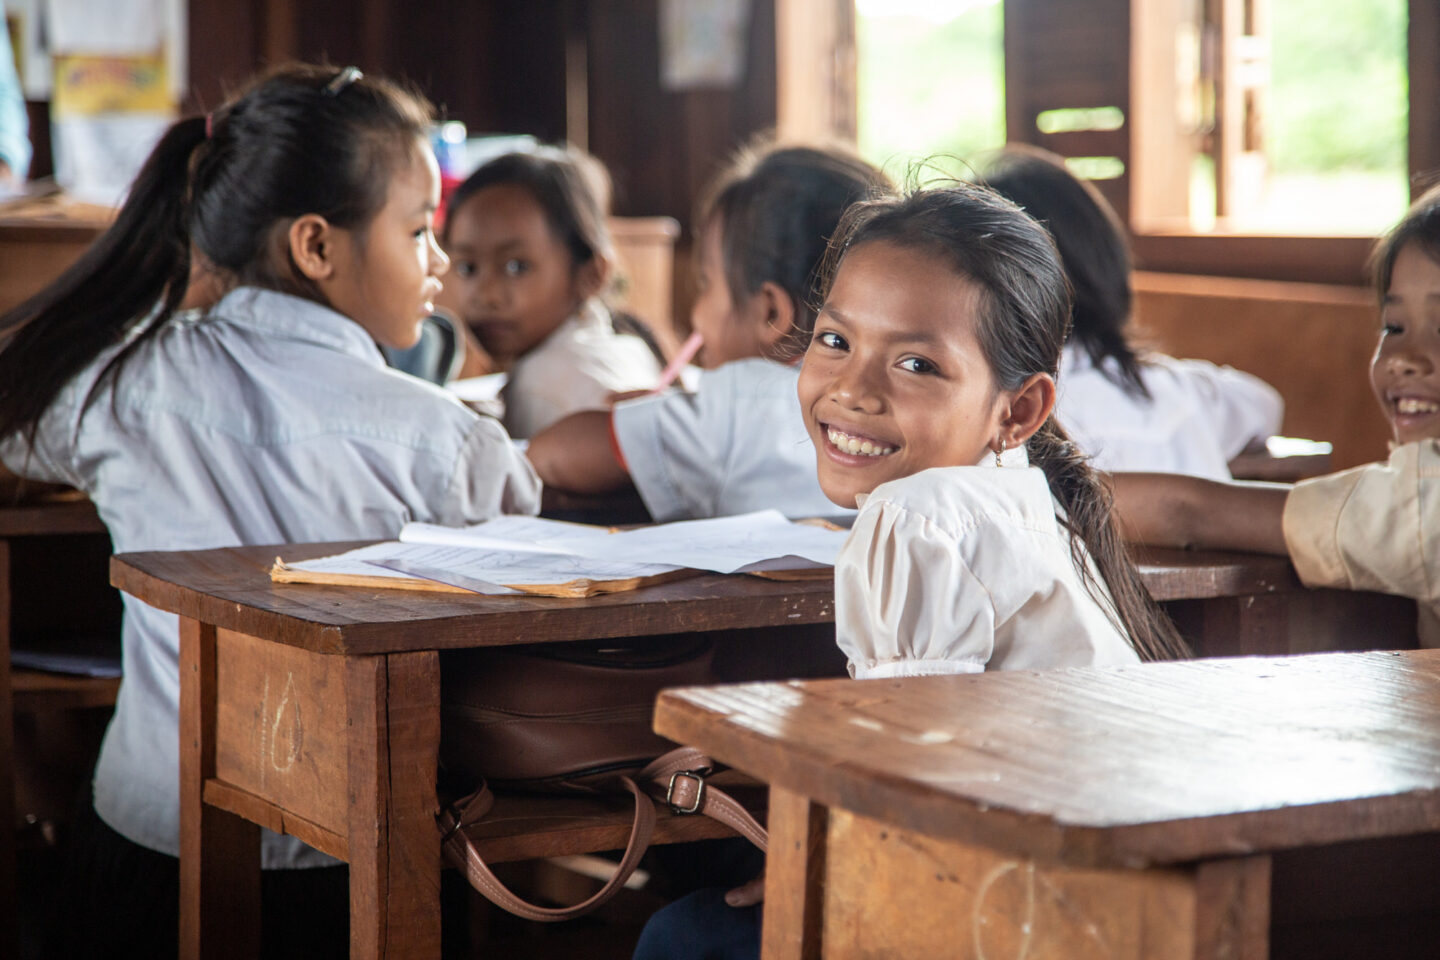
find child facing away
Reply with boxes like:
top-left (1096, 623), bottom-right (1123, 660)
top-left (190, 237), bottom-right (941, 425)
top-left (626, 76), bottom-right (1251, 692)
top-left (979, 145), bottom-right (1283, 479)
top-left (632, 182), bottom-right (1189, 960)
top-left (526, 139), bottom-right (893, 521)
top-left (0, 65), bottom-right (539, 957)
top-left (434, 144), bottom-right (662, 438)
top-left (1112, 182), bottom-right (1440, 649)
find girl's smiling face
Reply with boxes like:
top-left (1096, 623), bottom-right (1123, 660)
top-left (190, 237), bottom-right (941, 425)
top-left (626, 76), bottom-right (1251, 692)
top-left (798, 241), bottom-right (1015, 509)
top-left (1372, 241), bottom-right (1440, 445)
top-left (436, 183), bottom-right (596, 366)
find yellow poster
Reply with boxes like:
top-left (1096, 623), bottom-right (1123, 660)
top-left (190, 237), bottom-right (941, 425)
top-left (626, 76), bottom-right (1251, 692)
top-left (51, 53), bottom-right (171, 117)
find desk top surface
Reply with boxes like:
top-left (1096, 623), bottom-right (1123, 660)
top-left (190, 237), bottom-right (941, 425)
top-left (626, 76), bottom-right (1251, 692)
top-left (655, 649), bottom-right (1440, 869)
top-left (108, 540), bottom-right (1302, 656)
top-left (110, 541), bottom-right (836, 656)
top-left (0, 496), bottom-right (105, 537)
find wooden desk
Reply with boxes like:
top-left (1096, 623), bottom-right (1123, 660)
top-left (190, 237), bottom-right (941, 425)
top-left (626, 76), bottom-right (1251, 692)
top-left (111, 540), bottom-right (1419, 958)
top-left (0, 497), bottom-right (118, 954)
top-left (655, 650), bottom-right (1440, 960)
top-left (1135, 545), bottom-right (1417, 657)
top-left (0, 199), bottom-right (111, 313)
top-left (110, 542), bottom-right (838, 960)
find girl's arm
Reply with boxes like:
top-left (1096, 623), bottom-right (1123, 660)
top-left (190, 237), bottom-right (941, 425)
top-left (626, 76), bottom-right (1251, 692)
top-left (525, 410), bottom-right (631, 493)
top-left (1107, 472), bottom-right (1290, 555)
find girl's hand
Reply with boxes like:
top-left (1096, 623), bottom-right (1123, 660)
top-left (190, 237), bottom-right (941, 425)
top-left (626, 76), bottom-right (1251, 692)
top-left (455, 320), bottom-right (496, 379)
top-left (724, 873), bottom-right (765, 908)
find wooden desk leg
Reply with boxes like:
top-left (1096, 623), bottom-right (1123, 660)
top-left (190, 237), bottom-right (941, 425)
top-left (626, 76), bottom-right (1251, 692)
top-left (179, 616), bottom-right (260, 960)
top-left (0, 540), bottom-right (16, 958)
top-left (761, 786), bottom-right (828, 960)
top-left (1194, 856), bottom-right (1270, 960)
top-left (346, 651), bottom-right (441, 960)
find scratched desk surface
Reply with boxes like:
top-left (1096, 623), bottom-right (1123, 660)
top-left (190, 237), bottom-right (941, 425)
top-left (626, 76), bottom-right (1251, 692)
top-left (655, 649), bottom-right (1440, 870)
top-left (111, 542), bottom-right (836, 656)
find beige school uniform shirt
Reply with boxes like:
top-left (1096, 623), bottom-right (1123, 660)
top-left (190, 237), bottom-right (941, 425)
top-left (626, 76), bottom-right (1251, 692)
top-left (835, 447), bottom-right (1140, 678)
top-left (1283, 440), bottom-right (1440, 648)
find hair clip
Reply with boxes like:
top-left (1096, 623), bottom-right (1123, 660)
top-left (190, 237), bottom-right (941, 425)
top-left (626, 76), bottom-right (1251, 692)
top-left (323, 66), bottom-right (363, 96)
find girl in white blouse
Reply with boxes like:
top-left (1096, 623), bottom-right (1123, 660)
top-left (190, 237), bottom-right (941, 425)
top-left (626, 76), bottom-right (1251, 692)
top-left (980, 146), bottom-right (1283, 479)
top-left (800, 183), bottom-right (1191, 678)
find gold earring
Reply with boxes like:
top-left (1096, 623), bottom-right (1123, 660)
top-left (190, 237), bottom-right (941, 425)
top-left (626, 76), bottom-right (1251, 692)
top-left (995, 439), bottom-right (1006, 468)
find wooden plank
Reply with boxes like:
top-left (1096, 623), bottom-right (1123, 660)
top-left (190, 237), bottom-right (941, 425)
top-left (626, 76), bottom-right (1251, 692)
top-left (1128, 545), bottom-right (1297, 602)
top-left (11, 670), bottom-right (120, 711)
top-left (179, 617), bottom-right (260, 960)
top-left (202, 780), bottom-right (348, 861)
top-left (214, 629), bottom-right (350, 835)
top-left (111, 544), bottom-right (837, 656)
top-left (760, 786), bottom-right (825, 960)
top-left (818, 807), bottom-right (1195, 960)
top-left (655, 651), bottom-right (1440, 869)
top-left (1132, 270), bottom-right (1386, 470)
top-left (1194, 856), bottom-right (1270, 960)
top-left (0, 497), bottom-right (104, 537)
top-left (346, 652), bottom-right (442, 959)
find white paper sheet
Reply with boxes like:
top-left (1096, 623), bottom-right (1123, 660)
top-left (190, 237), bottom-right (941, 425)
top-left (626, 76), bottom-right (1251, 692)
top-left (399, 516), bottom-right (612, 555)
top-left (543, 510), bottom-right (848, 574)
top-left (287, 541), bottom-right (679, 594)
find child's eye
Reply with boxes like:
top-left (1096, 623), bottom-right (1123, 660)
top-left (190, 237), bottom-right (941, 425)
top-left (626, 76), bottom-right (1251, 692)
top-left (504, 258), bottom-right (529, 277)
top-left (454, 261), bottom-right (477, 279)
top-left (1381, 322), bottom-right (1403, 337)
top-left (897, 356), bottom-right (937, 375)
top-left (814, 331), bottom-right (848, 351)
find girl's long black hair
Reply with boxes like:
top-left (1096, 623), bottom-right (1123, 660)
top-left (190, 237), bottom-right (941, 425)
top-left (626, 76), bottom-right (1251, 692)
top-left (979, 145), bottom-right (1151, 399)
top-left (1372, 180), bottom-right (1440, 299)
top-left (823, 183), bottom-right (1190, 663)
top-left (0, 63), bottom-right (434, 446)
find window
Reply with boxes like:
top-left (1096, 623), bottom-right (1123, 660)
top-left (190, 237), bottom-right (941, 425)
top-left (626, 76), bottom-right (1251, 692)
top-left (855, 0), bottom-right (1004, 180)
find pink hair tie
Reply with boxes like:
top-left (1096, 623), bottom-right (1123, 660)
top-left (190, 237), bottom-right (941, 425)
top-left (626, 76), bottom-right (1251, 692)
top-left (204, 113), bottom-right (213, 138)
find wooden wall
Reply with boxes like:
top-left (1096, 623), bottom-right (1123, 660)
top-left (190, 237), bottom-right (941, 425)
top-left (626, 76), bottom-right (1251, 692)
top-left (1133, 272), bottom-right (1390, 470)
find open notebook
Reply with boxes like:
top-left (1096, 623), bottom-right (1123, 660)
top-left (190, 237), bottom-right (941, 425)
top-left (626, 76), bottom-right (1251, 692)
top-left (270, 511), bottom-right (849, 598)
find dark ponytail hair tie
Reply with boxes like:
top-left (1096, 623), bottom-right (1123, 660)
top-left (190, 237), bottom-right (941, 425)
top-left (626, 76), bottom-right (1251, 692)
top-left (323, 66), bottom-right (363, 96)
top-left (204, 113), bottom-right (213, 138)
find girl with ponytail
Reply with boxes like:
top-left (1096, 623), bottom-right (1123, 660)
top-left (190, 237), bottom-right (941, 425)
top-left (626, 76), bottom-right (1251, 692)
top-left (799, 181), bottom-right (1189, 677)
top-left (0, 64), bottom-right (539, 957)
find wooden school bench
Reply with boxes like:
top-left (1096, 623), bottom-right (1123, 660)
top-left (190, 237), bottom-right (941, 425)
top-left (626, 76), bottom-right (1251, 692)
top-left (0, 495), bottom-right (120, 954)
top-left (110, 540), bottom-right (1419, 959)
top-left (655, 649), bottom-right (1440, 960)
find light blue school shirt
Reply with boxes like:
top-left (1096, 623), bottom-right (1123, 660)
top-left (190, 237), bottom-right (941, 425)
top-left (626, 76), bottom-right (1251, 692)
top-left (0, 286), bottom-right (541, 866)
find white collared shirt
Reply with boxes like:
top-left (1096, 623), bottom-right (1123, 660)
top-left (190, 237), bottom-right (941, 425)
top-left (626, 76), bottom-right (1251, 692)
top-left (612, 357), bottom-right (849, 523)
top-left (1, 286), bottom-right (541, 866)
top-left (835, 448), bottom-right (1138, 679)
top-left (1057, 344), bottom-right (1284, 479)
top-left (502, 300), bottom-right (661, 439)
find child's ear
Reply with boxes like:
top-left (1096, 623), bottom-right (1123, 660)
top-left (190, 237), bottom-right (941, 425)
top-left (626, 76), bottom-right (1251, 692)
top-left (753, 281), bottom-right (798, 356)
top-left (997, 372), bottom-right (1057, 448)
top-left (288, 214), bottom-right (337, 281)
top-left (575, 255), bottom-right (612, 301)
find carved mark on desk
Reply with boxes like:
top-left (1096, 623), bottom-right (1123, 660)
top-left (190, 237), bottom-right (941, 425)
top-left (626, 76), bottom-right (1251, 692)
top-left (257, 671), bottom-right (303, 788)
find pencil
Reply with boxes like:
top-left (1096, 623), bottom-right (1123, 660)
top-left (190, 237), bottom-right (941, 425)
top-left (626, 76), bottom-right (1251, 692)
top-left (652, 331), bottom-right (704, 393)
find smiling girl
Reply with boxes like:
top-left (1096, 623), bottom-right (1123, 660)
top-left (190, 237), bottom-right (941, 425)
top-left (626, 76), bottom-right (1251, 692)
top-left (0, 64), bottom-right (538, 957)
top-left (1112, 183), bottom-right (1440, 649)
top-left (800, 183), bottom-right (1189, 677)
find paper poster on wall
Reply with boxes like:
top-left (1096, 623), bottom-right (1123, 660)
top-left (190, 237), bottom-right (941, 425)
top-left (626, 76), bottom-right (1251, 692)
top-left (51, 52), bottom-right (172, 203)
top-left (659, 0), bottom-right (752, 90)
